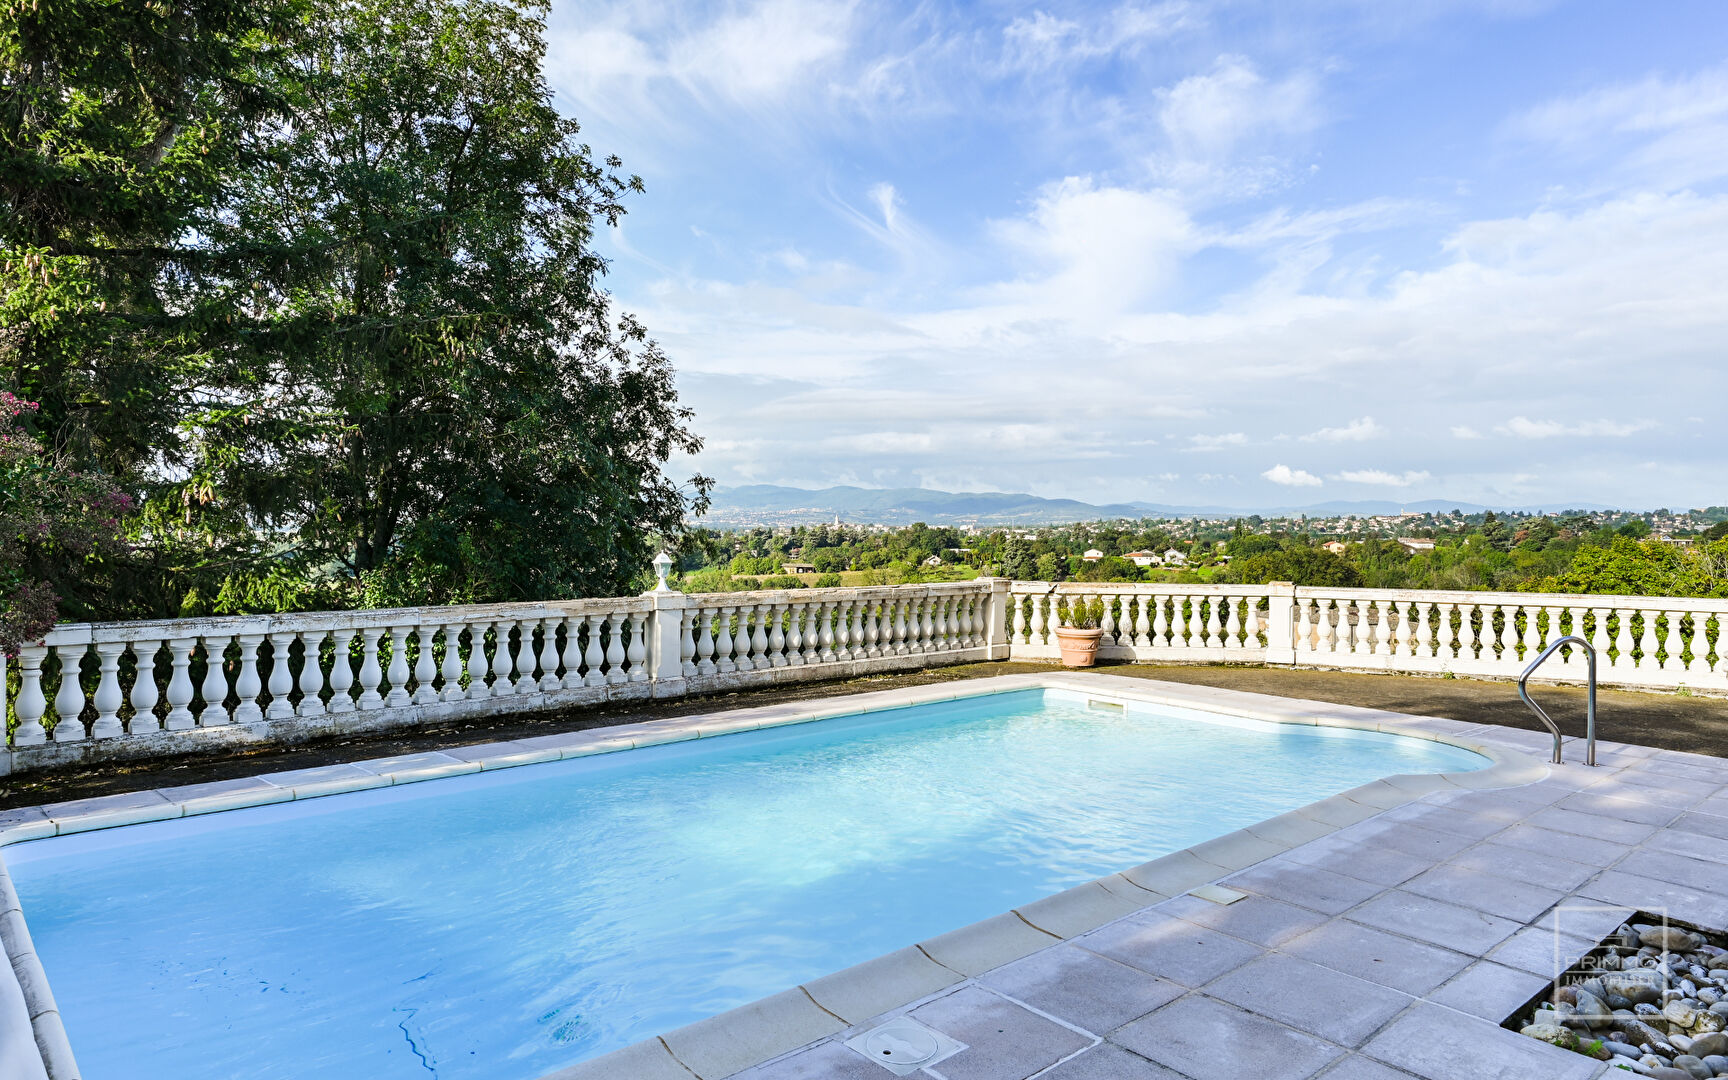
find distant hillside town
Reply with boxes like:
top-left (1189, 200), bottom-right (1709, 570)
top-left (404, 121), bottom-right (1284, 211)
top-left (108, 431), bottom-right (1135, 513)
top-left (671, 506), bottom-right (1728, 597)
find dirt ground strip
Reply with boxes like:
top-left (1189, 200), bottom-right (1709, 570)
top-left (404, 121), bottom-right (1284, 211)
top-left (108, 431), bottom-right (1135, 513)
top-left (4, 661), bottom-right (1725, 810)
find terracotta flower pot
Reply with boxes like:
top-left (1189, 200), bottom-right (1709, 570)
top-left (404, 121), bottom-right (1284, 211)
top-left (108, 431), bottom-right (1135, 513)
top-left (1054, 626), bottom-right (1103, 668)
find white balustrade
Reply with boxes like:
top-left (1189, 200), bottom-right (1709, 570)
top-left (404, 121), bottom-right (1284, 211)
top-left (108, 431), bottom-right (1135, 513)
top-left (5, 580), bottom-right (1721, 759)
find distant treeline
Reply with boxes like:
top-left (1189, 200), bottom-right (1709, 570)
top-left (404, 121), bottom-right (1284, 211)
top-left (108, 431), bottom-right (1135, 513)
top-left (676, 514), bottom-right (1728, 598)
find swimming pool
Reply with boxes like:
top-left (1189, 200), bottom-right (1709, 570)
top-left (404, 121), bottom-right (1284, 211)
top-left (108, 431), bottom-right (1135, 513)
top-left (5, 685), bottom-right (1488, 1079)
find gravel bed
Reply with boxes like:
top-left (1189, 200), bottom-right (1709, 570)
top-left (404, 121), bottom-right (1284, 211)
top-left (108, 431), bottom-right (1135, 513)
top-left (1511, 915), bottom-right (1728, 1078)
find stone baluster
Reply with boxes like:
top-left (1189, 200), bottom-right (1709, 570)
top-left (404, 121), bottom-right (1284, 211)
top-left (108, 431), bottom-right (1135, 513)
top-left (490, 619), bottom-right (519, 694)
top-left (91, 641), bottom-right (126, 738)
top-left (959, 595), bottom-right (976, 648)
top-left (922, 595), bottom-right (938, 652)
top-left (1681, 610), bottom-right (1703, 674)
top-left (827, 600), bottom-right (846, 661)
top-left (695, 609), bottom-right (717, 675)
top-left (197, 637), bottom-right (231, 727)
top-left (1224, 597), bottom-right (1242, 648)
top-left (555, 617), bottom-right (582, 689)
top-left (1457, 602), bottom-right (1477, 659)
top-left (768, 602), bottom-right (788, 667)
top-left (428, 623), bottom-right (459, 703)
top-left (751, 603), bottom-right (772, 668)
top-left (1583, 607), bottom-right (1606, 667)
top-left (628, 613), bottom-right (650, 683)
top-left (129, 640), bottom-right (163, 734)
top-left (1611, 607), bottom-right (1634, 671)
top-left (1029, 595), bottom-right (1046, 647)
top-left (384, 626), bottom-right (413, 707)
top-left (1010, 595), bottom-right (1026, 643)
top-left (680, 610), bottom-right (698, 676)
top-left (1637, 606), bottom-right (1660, 670)
top-left (1301, 599), bottom-right (1321, 654)
top-left (785, 603), bottom-right (806, 665)
top-left (598, 613), bottom-right (624, 684)
top-left (1179, 595), bottom-right (1198, 649)
top-left (578, 613), bottom-right (604, 684)
top-left (895, 597), bottom-right (912, 654)
top-left (265, 633), bottom-right (296, 720)
top-left (783, 603), bottom-right (805, 666)
top-left (1514, 604), bottom-right (1535, 663)
top-left (714, 606), bottom-right (737, 674)
top-left (327, 630), bottom-right (357, 713)
top-left (233, 634), bottom-right (265, 724)
top-left (926, 597), bottom-right (944, 652)
top-left (1542, 604), bottom-right (1563, 659)
top-left (298, 631), bottom-right (328, 715)
top-left (1415, 603), bottom-right (1434, 659)
top-left (862, 598), bottom-right (881, 657)
top-left (809, 600), bottom-right (830, 662)
top-left (1145, 596), bottom-right (1163, 648)
top-left (465, 622), bottom-right (493, 699)
top-left (729, 605), bottom-right (755, 672)
top-left (515, 621), bottom-right (540, 692)
top-left (417, 626), bottom-right (445, 702)
top-left (1128, 596), bottom-right (1147, 648)
top-left (13, 645), bottom-right (49, 745)
top-left (357, 627), bottom-right (386, 709)
top-left (535, 619), bottom-right (561, 692)
top-left (50, 643), bottom-right (88, 742)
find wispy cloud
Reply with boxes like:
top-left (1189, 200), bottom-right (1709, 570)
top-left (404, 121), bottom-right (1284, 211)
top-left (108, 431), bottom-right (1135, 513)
top-left (1496, 417), bottom-right (1655, 439)
top-left (1262, 464), bottom-right (1323, 487)
top-left (1301, 416), bottom-right (1387, 443)
top-left (1184, 432), bottom-right (1249, 452)
top-left (1335, 469), bottom-right (1432, 487)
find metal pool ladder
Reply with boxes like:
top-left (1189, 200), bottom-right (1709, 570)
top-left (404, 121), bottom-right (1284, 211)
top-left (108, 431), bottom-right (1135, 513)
top-left (1517, 635), bottom-right (1598, 766)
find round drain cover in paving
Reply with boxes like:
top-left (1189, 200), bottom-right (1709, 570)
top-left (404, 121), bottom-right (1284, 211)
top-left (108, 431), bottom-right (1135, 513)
top-left (863, 1026), bottom-right (939, 1065)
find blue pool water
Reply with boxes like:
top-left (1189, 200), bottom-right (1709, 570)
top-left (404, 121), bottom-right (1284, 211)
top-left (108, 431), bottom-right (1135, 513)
top-left (6, 688), bottom-right (1484, 1079)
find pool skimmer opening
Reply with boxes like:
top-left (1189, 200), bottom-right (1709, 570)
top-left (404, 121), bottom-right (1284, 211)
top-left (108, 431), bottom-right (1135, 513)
top-left (843, 1016), bottom-right (966, 1075)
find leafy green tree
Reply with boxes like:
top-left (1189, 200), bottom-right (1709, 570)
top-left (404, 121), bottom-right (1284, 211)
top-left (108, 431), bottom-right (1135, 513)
top-left (178, 0), bottom-right (706, 607)
top-left (1227, 547), bottom-right (1361, 588)
top-left (1034, 552), bottom-right (1066, 581)
top-left (1532, 538), bottom-right (1728, 598)
top-left (1000, 535), bottom-right (1036, 580)
top-left (1, 0), bottom-right (294, 616)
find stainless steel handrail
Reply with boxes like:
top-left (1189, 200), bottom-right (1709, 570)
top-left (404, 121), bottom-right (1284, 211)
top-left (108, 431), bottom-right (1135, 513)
top-left (1517, 634), bottom-right (1597, 766)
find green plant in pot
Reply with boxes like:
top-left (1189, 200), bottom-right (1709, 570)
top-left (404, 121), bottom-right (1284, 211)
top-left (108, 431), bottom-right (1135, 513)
top-left (1054, 596), bottom-right (1106, 668)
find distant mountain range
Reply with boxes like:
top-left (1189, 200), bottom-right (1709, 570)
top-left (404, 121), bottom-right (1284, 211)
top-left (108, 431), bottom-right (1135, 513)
top-left (698, 485), bottom-right (1619, 526)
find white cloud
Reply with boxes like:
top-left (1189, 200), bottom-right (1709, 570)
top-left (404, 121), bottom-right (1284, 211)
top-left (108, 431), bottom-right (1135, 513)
top-left (1334, 469), bottom-right (1433, 487)
top-left (1496, 417), bottom-right (1655, 439)
top-left (1504, 62), bottom-right (1728, 188)
top-left (1001, 3), bottom-right (1196, 71)
top-left (1508, 63), bottom-right (1728, 146)
top-left (547, 0), bottom-right (856, 130)
top-left (1157, 55), bottom-right (1321, 164)
top-left (1450, 425), bottom-right (1484, 439)
top-left (1184, 432), bottom-right (1248, 452)
top-left (1262, 464), bottom-right (1323, 487)
top-left (987, 177), bottom-right (1199, 317)
top-left (1301, 416), bottom-right (1386, 443)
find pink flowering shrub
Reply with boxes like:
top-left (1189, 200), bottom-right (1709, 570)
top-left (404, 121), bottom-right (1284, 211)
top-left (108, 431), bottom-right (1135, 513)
top-left (0, 393), bottom-right (131, 655)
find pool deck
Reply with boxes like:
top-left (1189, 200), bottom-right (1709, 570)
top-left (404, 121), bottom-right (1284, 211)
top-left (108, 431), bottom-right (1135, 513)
top-left (5, 672), bottom-right (1726, 1080)
top-left (540, 673), bottom-right (1726, 1080)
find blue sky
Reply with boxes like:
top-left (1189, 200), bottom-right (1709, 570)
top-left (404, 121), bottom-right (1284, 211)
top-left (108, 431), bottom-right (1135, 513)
top-left (545, 0), bottom-right (1727, 509)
